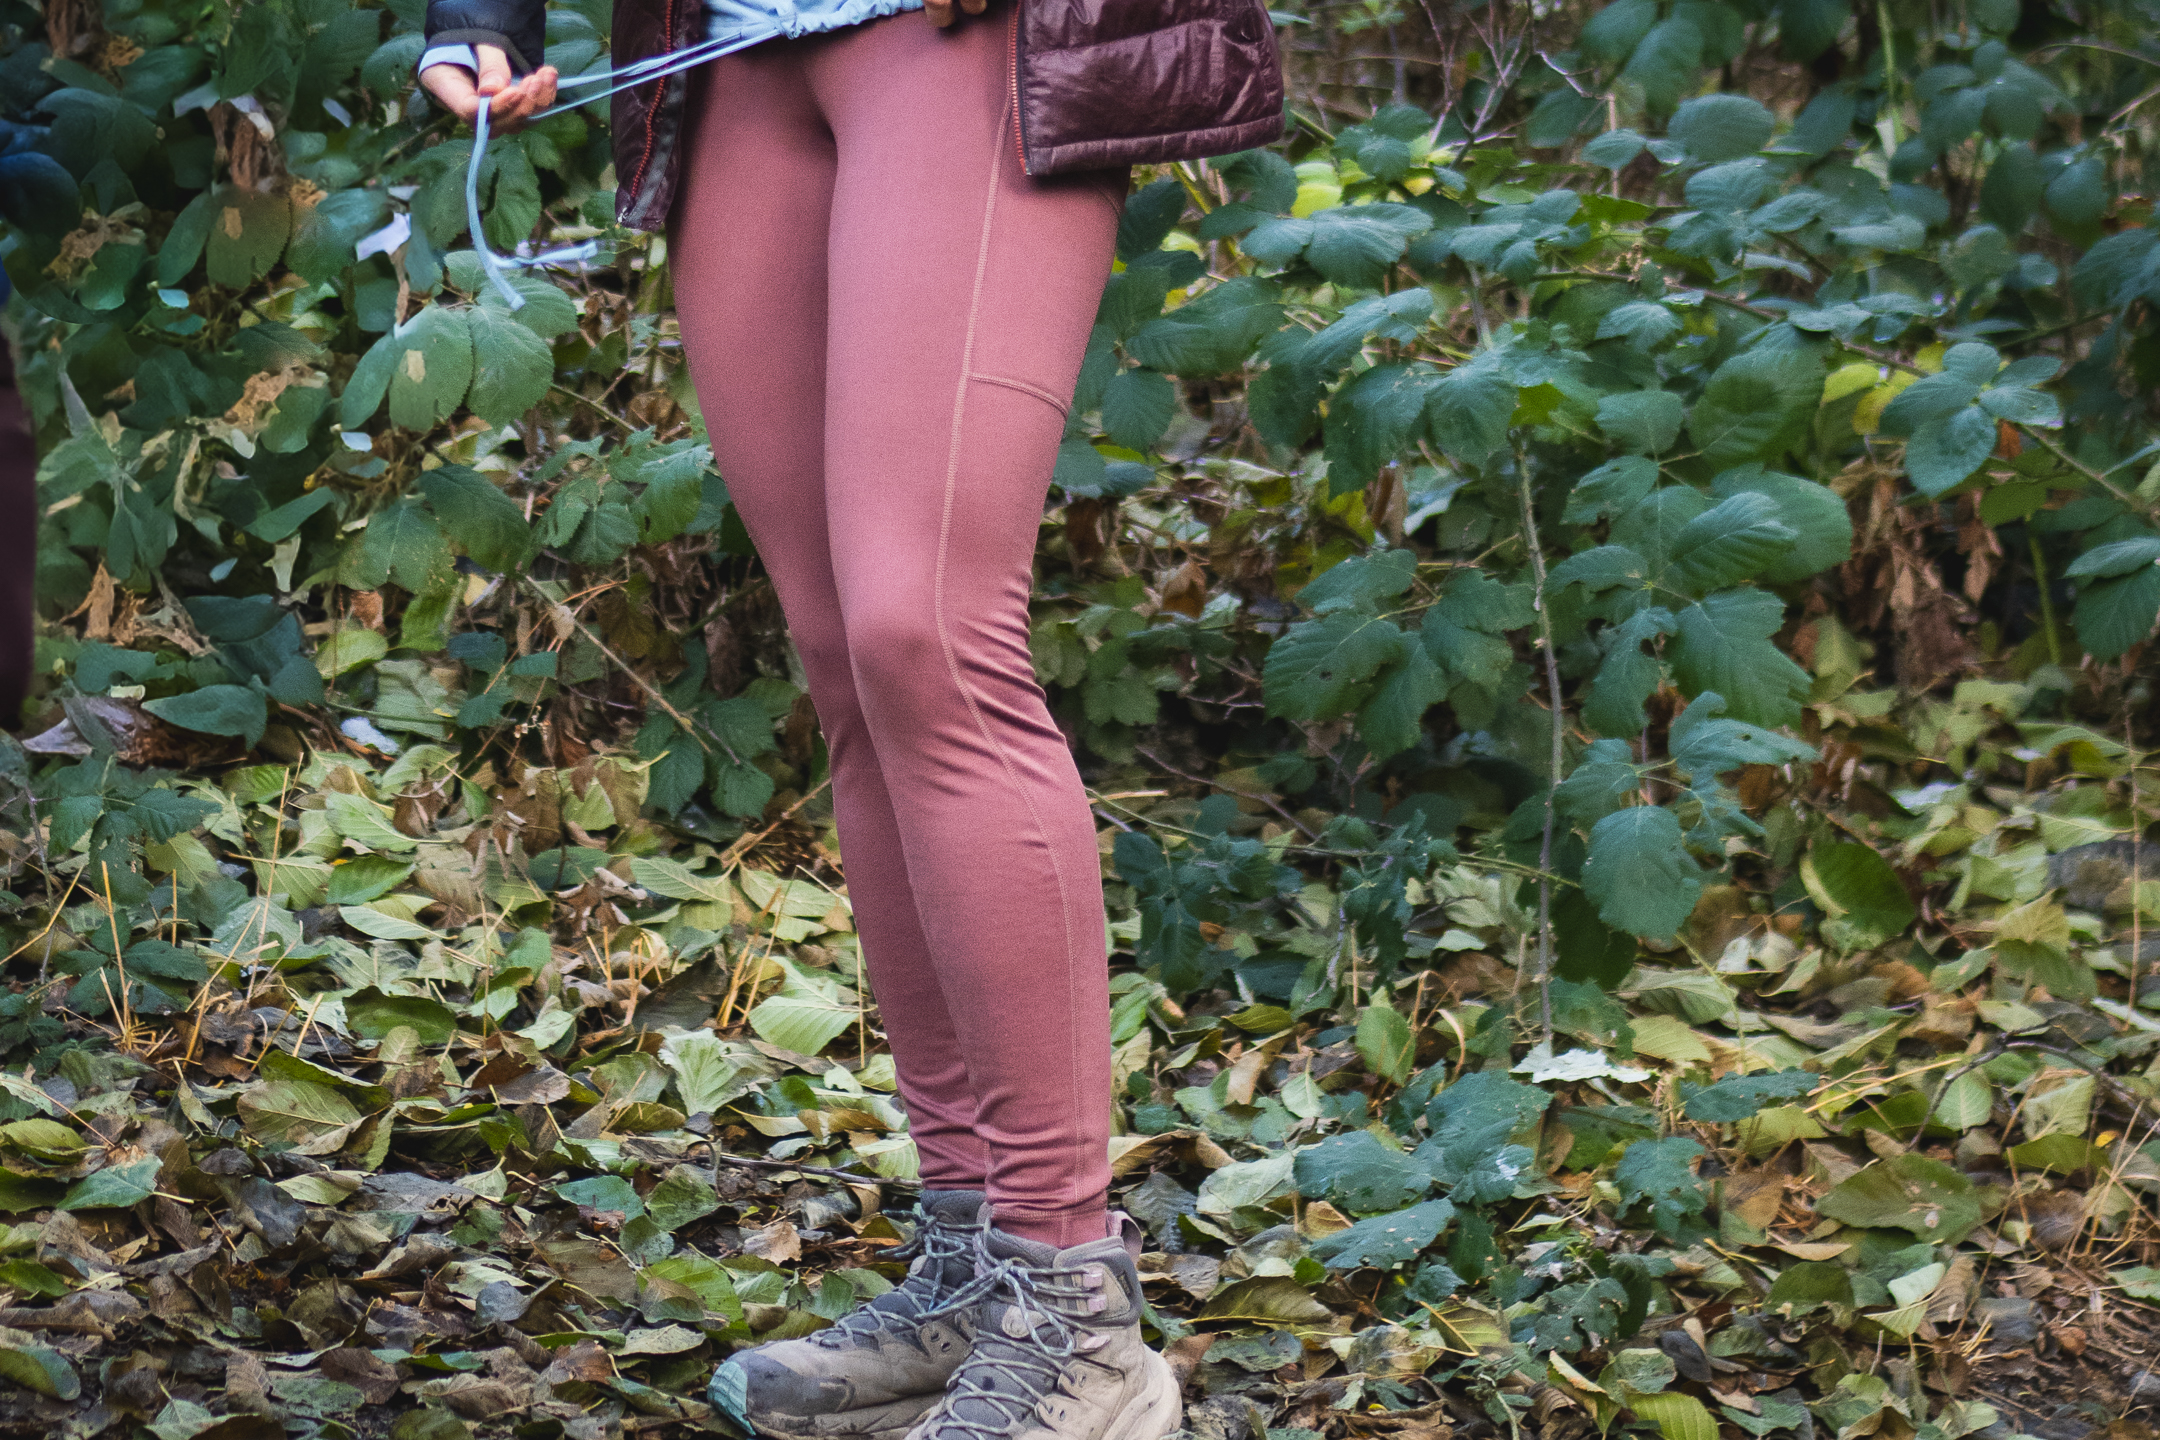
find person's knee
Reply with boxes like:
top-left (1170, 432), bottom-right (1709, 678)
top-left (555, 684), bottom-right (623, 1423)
top-left (841, 600), bottom-right (947, 700)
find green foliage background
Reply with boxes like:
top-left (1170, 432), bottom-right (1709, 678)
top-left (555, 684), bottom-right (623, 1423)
top-left (1, 0), bottom-right (2159, 1432)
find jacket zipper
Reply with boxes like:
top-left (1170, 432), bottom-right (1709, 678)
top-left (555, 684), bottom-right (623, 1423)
top-left (1008, 0), bottom-right (1030, 175)
top-left (627, 0), bottom-right (681, 216)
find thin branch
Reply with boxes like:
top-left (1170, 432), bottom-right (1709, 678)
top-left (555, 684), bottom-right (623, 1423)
top-left (1513, 443), bottom-right (1562, 1042)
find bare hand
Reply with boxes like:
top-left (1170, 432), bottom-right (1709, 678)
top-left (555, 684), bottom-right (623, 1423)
top-left (420, 44), bottom-right (559, 131)
top-left (922, 0), bottom-right (987, 27)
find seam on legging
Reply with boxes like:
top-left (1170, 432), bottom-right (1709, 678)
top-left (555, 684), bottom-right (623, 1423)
top-left (933, 85), bottom-right (1088, 1228)
top-left (967, 370), bottom-right (1070, 415)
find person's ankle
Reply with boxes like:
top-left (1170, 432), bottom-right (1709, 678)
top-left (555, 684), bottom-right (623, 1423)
top-left (990, 1207), bottom-right (1107, 1249)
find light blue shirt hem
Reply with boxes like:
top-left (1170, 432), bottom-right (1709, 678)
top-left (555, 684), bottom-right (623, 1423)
top-left (418, 0), bottom-right (928, 79)
top-left (702, 0), bottom-right (925, 45)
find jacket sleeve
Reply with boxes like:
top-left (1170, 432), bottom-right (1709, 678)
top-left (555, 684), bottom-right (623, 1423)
top-left (424, 0), bottom-right (548, 75)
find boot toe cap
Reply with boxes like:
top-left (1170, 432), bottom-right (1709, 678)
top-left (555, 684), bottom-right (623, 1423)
top-left (722, 1350), bottom-right (850, 1419)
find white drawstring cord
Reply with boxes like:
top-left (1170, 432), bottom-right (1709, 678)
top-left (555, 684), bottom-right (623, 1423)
top-left (461, 27), bottom-right (778, 309)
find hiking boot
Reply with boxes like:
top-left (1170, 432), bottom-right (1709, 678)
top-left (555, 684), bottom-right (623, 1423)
top-left (901, 1214), bottom-right (1181, 1440)
top-left (709, 1189), bottom-right (989, 1440)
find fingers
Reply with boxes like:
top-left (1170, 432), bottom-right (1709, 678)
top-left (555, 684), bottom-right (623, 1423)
top-left (421, 62), bottom-right (484, 122)
top-left (485, 67), bottom-right (559, 126)
top-left (960, 0), bottom-right (988, 15)
top-left (419, 50), bottom-right (558, 131)
top-left (475, 44), bottom-right (514, 96)
top-left (923, 0), bottom-right (957, 25)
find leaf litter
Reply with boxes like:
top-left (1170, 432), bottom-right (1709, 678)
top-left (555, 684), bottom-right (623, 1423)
top-left (0, 692), bottom-right (2156, 1440)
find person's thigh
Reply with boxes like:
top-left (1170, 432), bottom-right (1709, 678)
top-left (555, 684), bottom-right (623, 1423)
top-left (808, 8), bottom-right (1126, 1244)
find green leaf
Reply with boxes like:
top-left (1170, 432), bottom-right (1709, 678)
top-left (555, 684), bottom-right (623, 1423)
top-left (144, 685), bottom-right (267, 747)
top-left (1583, 604), bottom-right (1674, 738)
top-left (1814, 1154), bottom-right (1982, 1242)
top-left (205, 186), bottom-right (292, 287)
top-left (660, 1031), bottom-right (757, 1114)
top-left (1553, 891), bottom-right (1639, 987)
top-left (556, 1175), bottom-right (644, 1218)
top-left (1124, 278), bottom-right (1283, 375)
top-left (237, 1080), bottom-right (363, 1150)
top-left (465, 305), bottom-right (555, 426)
top-left (416, 465), bottom-right (532, 573)
top-left (1669, 490), bottom-right (1795, 594)
top-left (1307, 1197), bottom-right (1455, 1269)
top-left (1418, 1072), bottom-right (1553, 1205)
top-left (1582, 0), bottom-right (1657, 62)
top-left (2064, 536), bottom-right (2160, 579)
top-left (1424, 357), bottom-right (1517, 467)
top-left (2073, 565), bottom-right (2160, 660)
top-left (1623, 17), bottom-right (1706, 112)
top-left (345, 987), bottom-right (459, 1044)
top-left (1596, 390), bottom-right (1685, 454)
top-left (1563, 456), bottom-right (1660, 524)
top-left (1932, 1071), bottom-right (1992, 1131)
top-left (1100, 367), bottom-right (1179, 451)
top-left (1596, 301), bottom-right (1681, 349)
top-left (1197, 1276), bottom-right (1334, 1324)
top-left (1301, 549), bottom-right (1419, 613)
top-left (644, 1252), bottom-right (745, 1321)
top-left (2113, 1266), bottom-right (2160, 1301)
top-left (1681, 1069), bottom-right (1816, 1121)
top-left (1253, 203), bottom-right (1432, 288)
top-left (646, 1166), bottom-right (722, 1232)
top-left (0, 1345), bottom-right (80, 1400)
top-left (0, 1259), bottom-right (71, 1298)
top-left (1356, 641), bottom-right (1446, 759)
top-left (1356, 1003), bottom-right (1416, 1084)
top-left (1800, 841), bottom-right (1916, 947)
top-left (1614, 1136), bottom-right (1708, 1242)
top-left (1777, 0), bottom-right (1850, 60)
top-left (1686, 347), bottom-right (1822, 467)
top-left (1670, 589), bottom-right (1811, 726)
top-left (1669, 93), bottom-right (1775, 161)
top-left (157, 190), bottom-right (218, 285)
top-left (1765, 1260), bottom-right (1854, 1316)
top-left (57, 1157), bottom-right (161, 1211)
top-left (1583, 805), bottom-right (1703, 941)
top-left (1710, 468), bottom-right (1853, 583)
top-left (1627, 1389), bottom-right (1719, 1440)
top-left (385, 306), bottom-right (474, 431)
top-left (745, 965), bottom-right (856, 1056)
top-left (1265, 610), bottom-right (1412, 720)
top-left (1292, 1131), bottom-right (1434, 1214)
top-left (1905, 404), bottom-right (1998, 495)
top-left (288, 188), bottom-right (391, 284)
top-left (341, 328), bottom-right (399, 428)
top-left (1669, 694), bottom-right (1815, 776)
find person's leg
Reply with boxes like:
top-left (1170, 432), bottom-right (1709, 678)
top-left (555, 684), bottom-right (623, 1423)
top-left (668, 44), bottom-right (989, 1196)
top-left (807, 8), bottom-right (1126, 1248)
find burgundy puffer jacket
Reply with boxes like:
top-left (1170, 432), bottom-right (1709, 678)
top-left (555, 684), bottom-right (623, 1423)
top-left (426, 0), bottom-right (1285, 231)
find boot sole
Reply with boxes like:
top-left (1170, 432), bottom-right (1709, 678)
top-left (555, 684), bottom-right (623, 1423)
top-left (746, 1391), bottom-right (946, 1440)
top-left (1098, 1350), bottom-right (1184, 1440)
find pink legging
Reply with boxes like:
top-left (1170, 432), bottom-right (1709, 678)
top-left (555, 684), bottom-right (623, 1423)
top-left (669, 5), bottom-right (1123, 1247)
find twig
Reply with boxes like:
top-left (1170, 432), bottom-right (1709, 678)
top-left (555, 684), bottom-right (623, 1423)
top-left (516, 575), bottom-right (741, 764)
top-left (1514, 444), bottom-right (1561, 1041)
top-left (702, 1148), bottom-right (920, 1188)
top-left (1134, 745), bottom-right (1321, 840)
top-left (718, 777), bottom-right (834, 868)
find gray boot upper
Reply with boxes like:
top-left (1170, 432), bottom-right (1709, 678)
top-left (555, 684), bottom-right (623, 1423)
top-left (903, 1214), bottom-right (1183, 1440)
top-left (710, 1189), bottom-right (989, 1440)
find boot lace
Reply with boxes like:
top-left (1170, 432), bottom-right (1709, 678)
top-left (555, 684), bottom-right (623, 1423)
top-left (807, 1204), bottom-right (980, 1350)
top-left (916, 1245), bottom-right (1100, 1439)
